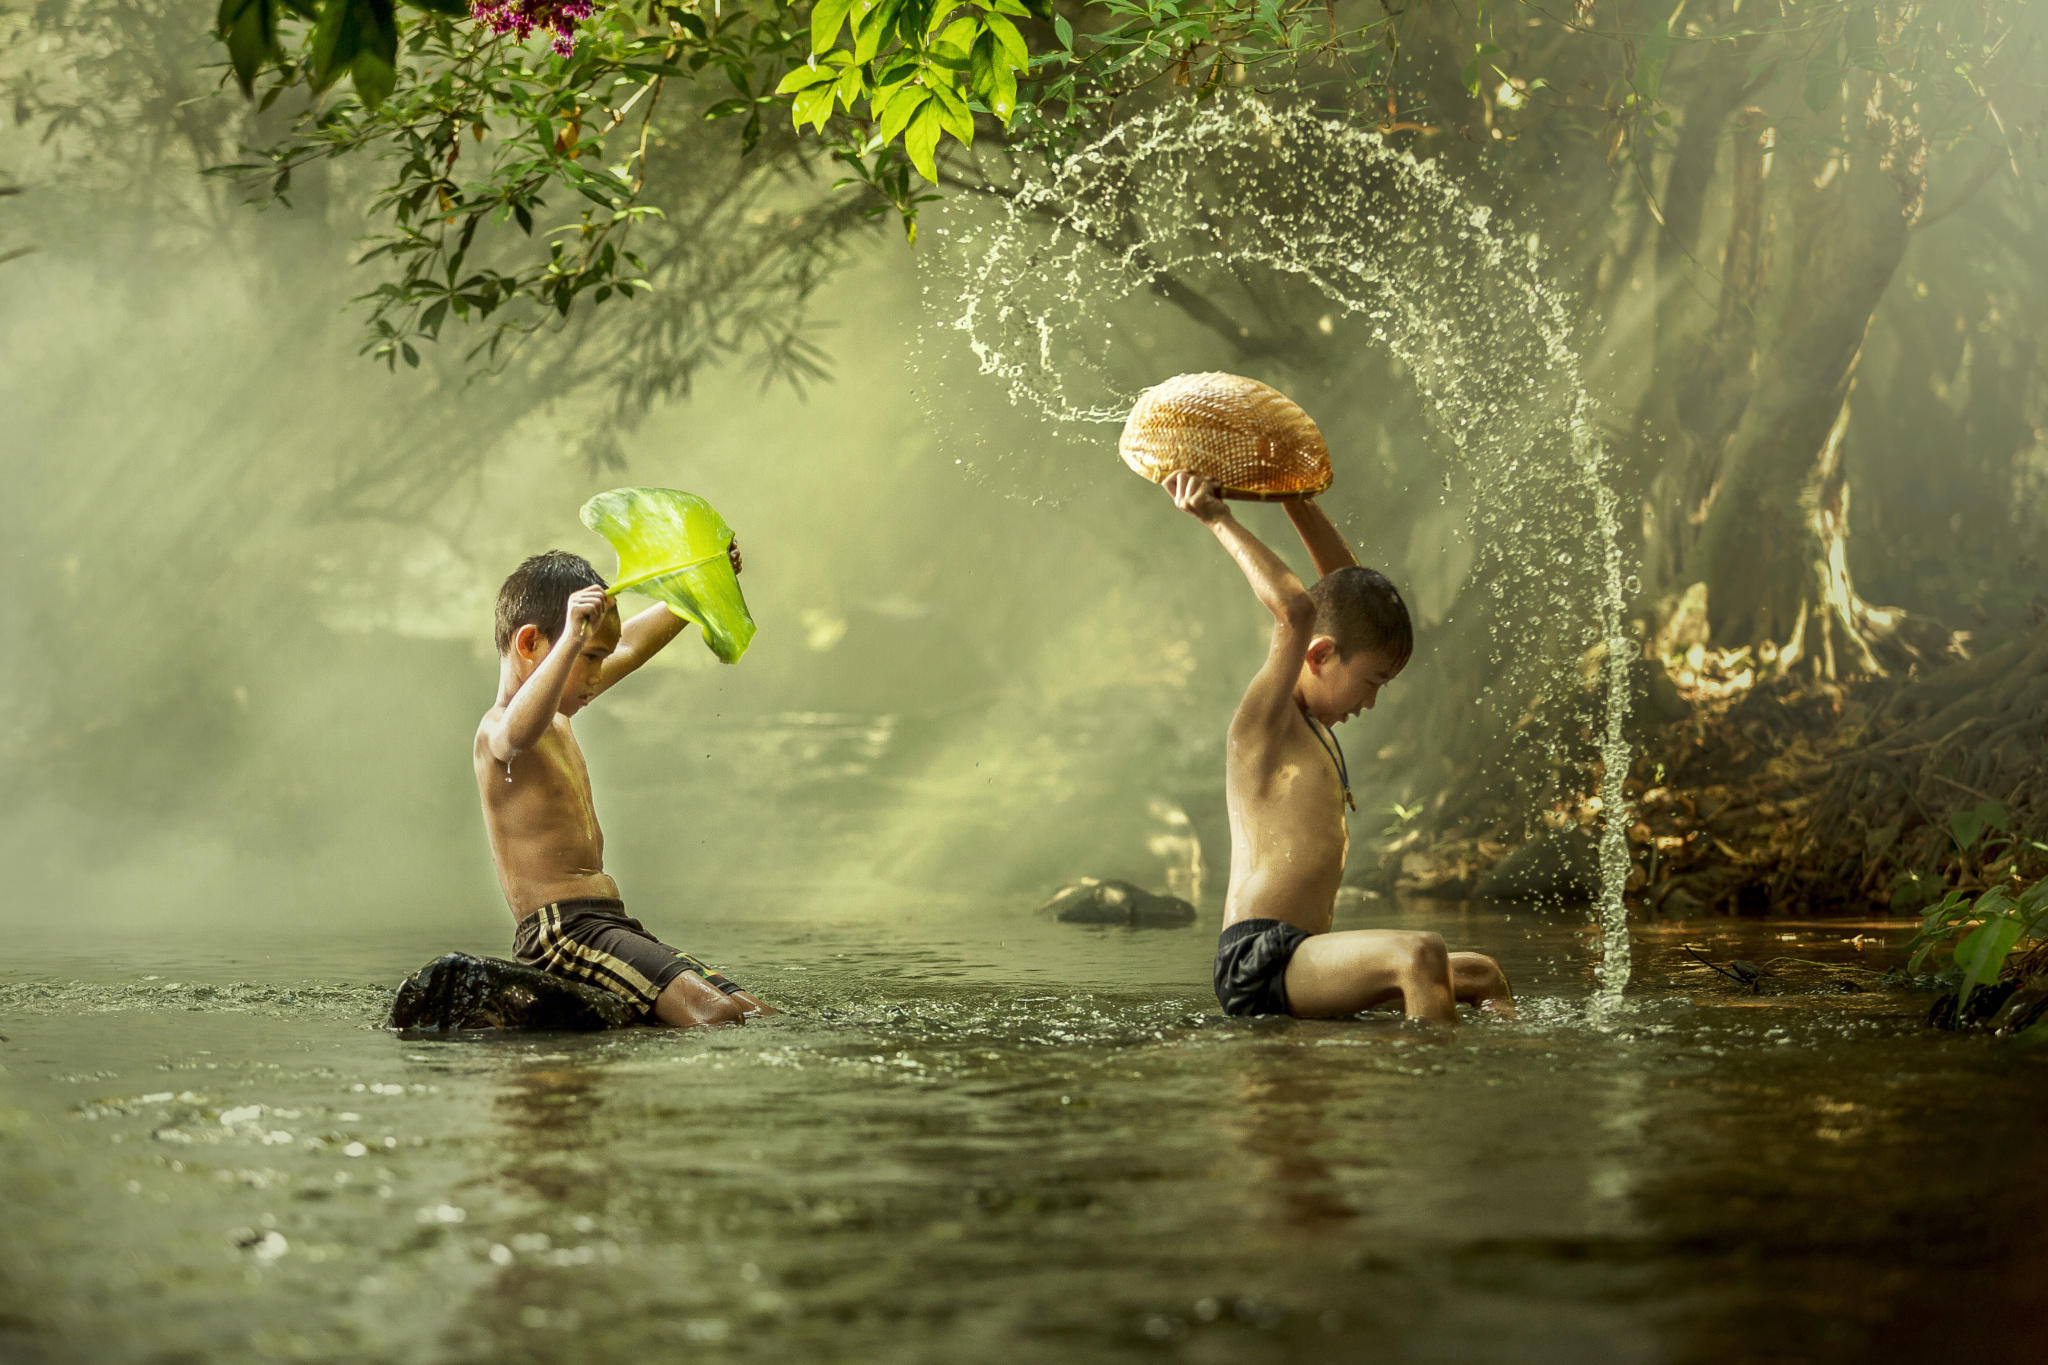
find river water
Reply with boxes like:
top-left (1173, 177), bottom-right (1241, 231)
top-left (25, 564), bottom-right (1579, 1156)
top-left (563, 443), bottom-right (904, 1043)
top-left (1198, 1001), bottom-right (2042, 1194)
top-left (5, 900), bottom-right (2043, 1364)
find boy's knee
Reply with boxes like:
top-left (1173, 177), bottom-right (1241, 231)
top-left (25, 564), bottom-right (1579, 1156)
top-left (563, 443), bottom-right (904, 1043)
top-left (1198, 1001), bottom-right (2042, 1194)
top-left (1402, 931), bottom-right (1449, 974)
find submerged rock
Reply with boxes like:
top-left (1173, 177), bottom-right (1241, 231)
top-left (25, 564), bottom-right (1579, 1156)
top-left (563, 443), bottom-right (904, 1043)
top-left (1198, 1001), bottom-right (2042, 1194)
top-left (1928, 980), bottom-right (2048, 1036)
top-left (385, 953), bottom-right (629, 1033)
top-left (1041, 878), bottom-right (1197, 928)
top-left (1991, 983), bottom-right (2048, 1034)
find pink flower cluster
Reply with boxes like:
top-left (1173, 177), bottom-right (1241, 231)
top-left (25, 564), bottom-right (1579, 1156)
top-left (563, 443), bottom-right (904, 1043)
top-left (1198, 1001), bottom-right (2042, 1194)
top-left (471, 0), bottom-right (597, 56)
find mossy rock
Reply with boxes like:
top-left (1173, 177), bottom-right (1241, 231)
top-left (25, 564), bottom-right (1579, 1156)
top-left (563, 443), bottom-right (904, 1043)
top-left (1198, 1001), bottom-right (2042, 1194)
top-left (1928, 980), bottom-right (2048, 1036)
top-left (386, 952), bottom-right (629, 1033)
top-left (1040, 878), bottom-right (1198, 928)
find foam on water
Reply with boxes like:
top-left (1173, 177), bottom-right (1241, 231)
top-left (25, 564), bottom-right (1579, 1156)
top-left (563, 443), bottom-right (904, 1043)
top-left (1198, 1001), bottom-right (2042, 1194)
top-left (921, 98), bottom-right (1638, 1001)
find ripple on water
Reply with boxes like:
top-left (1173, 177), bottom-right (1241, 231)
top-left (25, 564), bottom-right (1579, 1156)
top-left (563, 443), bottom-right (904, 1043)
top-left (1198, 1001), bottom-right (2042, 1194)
top-left (0, 975), bottom-right (394, 1021)
top-left (4, 944), bottom-right (2034, 1365)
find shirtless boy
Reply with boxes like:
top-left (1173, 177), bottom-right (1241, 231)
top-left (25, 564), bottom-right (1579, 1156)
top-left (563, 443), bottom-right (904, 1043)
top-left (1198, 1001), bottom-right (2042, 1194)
top-left (476, 548), bottom-right (773, 1027)
top-left (1163, 471), bottom-right (1515, 1023)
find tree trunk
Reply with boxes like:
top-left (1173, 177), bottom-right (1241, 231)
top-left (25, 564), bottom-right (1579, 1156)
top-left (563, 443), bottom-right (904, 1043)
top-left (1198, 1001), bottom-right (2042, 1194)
top-left (1682, 62), bottom-right (1946, 676)
top-left (1623, 96), bottom-right (1771, 600)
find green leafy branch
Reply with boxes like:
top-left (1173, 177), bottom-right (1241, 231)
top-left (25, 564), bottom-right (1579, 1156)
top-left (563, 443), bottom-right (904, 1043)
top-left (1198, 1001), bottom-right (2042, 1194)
top-left (779, 0), bottom-right (1409, 187)
top-left (776, 0), bottom-right (1036, 183)
top-left (209, 2), bottom-right (922, 369)
top-left (199, 0), bottom-right (1418, 366)
top-left (1905, 876), bottom-right (2048, 1011)
top-left (216, 0), bottom-right (448, 110)
top-left (1379, 799), bottom-right (1423, 838)
top-left (1902, 801), bottom-right (2048, 1011)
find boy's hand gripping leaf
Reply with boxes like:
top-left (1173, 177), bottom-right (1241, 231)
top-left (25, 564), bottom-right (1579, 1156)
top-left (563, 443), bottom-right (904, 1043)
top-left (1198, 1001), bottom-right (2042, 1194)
top-left (580, 487), bottom-right (756, 663)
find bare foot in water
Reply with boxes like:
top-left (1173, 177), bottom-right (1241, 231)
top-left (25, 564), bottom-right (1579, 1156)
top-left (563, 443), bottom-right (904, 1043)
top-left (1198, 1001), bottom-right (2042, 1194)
top-left (1453, 953), bottom-right (1516, 1020)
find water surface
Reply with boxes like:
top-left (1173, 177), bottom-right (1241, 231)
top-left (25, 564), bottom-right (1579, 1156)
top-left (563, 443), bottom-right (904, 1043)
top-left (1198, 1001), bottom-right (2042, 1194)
top-left (5, 901), bottom-right (2043, 1363)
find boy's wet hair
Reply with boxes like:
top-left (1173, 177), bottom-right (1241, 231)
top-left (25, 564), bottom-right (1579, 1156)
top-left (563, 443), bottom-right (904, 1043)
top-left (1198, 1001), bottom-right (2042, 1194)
top-left (494, 550), bottom-right (608, 655)
top-left (1309, 566), bottom-right (1413, 667)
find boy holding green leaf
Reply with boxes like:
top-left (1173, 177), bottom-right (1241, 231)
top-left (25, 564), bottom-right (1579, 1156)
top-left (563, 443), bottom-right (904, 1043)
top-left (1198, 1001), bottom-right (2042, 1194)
top-left (474, 544), bottom-right (773, 1028)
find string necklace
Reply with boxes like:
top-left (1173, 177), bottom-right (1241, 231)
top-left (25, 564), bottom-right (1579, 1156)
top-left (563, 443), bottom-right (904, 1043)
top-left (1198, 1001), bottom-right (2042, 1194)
top-left (1300, 706), bottom-right (1355, 812)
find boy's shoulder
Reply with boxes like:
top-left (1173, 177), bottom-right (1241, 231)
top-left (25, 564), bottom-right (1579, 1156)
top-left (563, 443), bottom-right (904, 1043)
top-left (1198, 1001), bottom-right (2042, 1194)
top-left (1228, 687), bottom-right (1299, 739)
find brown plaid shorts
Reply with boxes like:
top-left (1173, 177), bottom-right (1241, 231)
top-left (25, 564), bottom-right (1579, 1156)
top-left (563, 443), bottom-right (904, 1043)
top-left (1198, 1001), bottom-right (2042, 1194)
top-left (512, 898), bottom-right (744, 1019)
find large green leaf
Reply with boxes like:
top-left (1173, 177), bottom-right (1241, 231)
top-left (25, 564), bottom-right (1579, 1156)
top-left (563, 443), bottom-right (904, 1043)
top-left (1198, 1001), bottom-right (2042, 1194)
top-left (579, 487), bottom-right (757, 663)
top-left (1954, 913), bottom-right (2025, 1007)
top-left (306, 0), bottom-right (396, 103)
top-left (216, 0), bottom-right (279, 98)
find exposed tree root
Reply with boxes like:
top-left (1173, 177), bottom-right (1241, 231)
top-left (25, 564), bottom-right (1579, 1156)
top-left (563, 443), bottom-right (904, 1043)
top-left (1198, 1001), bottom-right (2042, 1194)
top-left (1386, 625), bottom-right (2048, 915)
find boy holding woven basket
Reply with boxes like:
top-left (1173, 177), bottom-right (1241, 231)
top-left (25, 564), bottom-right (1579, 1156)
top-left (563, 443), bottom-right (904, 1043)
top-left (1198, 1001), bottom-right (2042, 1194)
top-left (1128, 372), bottom-right (1512, 1022)
top-left (1165, 472), bottom-right (1515, 1022)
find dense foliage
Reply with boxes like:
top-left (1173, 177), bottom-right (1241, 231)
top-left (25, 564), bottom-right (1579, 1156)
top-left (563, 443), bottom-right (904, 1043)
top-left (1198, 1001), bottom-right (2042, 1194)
top-left (1904, 802), bottom-right (2048, 1015)
top-left (196, 0), bottom-right (1445, 367)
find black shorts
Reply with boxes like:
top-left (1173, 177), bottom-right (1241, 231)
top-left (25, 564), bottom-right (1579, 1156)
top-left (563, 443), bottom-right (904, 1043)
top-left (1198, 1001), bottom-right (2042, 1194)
top-left (1213, 918), bottom-right (1312, 1017)
top-left (513, 898), bottom-right (745, 1019)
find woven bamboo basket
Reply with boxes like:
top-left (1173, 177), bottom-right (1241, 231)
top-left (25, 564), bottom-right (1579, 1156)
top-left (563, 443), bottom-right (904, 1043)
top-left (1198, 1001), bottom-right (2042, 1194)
top-left (1119, 372), bottom-right (1332, 500)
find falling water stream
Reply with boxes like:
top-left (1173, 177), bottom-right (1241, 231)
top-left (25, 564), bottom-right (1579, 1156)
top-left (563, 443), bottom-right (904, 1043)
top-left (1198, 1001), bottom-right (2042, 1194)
top-left (923, 99), bottom-right (1638, 1005)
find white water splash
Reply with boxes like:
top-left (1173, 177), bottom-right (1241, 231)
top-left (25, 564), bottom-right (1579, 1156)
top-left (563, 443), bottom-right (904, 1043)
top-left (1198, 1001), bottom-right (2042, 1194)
top-left (923, 98), bottom-right (1637, 1002)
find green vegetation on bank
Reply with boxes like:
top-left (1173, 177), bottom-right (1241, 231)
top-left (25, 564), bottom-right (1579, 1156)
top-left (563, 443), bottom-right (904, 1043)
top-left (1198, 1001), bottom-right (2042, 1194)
top-left (1904, 801), bottom-right (2048, 1032)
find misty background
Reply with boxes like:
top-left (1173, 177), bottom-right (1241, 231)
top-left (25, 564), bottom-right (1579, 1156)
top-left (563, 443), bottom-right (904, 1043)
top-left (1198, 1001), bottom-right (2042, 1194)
top-left (4, 1), bottom-right (2044, 965)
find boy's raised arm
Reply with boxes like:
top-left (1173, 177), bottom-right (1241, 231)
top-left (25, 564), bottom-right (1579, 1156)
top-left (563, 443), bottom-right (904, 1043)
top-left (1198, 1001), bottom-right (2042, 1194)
top-left (484, 585), bottom-right (609, 762)
top-left (1283, 497), bottom-right (1359, 577)
top-left (596, 604), bottom-right (689, 694)
top-left (594, 537), bottom-right (744, 695)
top-left (1167, 472), bottom-right (1315, 724)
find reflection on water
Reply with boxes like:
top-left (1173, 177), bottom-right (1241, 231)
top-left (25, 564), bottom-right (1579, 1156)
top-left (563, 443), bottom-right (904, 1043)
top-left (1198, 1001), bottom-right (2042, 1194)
top-left (3, 903), bottom-right (2045, 1363)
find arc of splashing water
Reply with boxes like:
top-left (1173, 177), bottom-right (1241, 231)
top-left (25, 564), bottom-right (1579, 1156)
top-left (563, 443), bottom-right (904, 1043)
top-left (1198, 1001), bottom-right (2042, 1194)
top-left (930, 97), bottom-right (1638, 1010)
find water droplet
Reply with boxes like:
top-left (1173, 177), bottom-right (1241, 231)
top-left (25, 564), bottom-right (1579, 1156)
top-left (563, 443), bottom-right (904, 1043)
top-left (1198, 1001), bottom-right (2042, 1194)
top-left (921, 96), bottom-right (1642, 1000)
